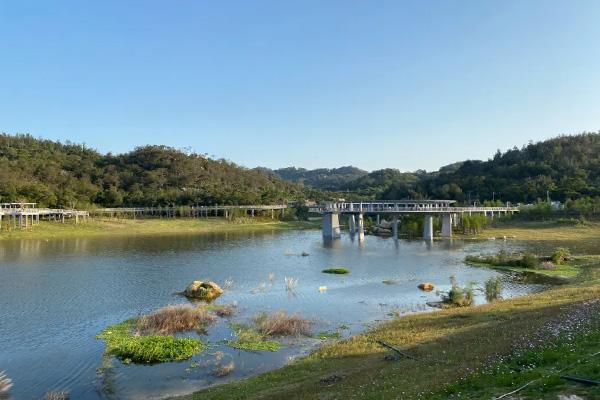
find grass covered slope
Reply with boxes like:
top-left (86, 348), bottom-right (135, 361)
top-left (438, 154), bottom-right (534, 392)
top-left (0, 218), bottom-right (318, 241)
top-left (469, 220), bottom-right (600, 241)
top-left (178, 263), bottom-right (600, 400)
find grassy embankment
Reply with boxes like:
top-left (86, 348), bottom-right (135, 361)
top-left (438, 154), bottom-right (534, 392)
top-left (177, 222), bottom-right (600, 400)
top-left (468, 219), bottom-right (600, 241)
top-left (0, 218), bottom-right (319, 241)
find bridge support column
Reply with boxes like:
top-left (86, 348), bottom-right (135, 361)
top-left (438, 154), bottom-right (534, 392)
top-left (376, 214), bottom-right (380, 225)
top-left (392, 217), bottom-right (398, 239)
top-left (348, 214), bottom-right (356, 233)
top-left (357, 213), bottom-right (365, 241)
top-left (423, 215), bottom-right (433, 240)
top-left (441, 213), bottom-right (452, 238)
top-left (322, 213), bottom-right (341, 239)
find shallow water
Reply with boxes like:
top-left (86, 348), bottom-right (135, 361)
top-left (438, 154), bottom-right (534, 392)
top-left (0, 230), bottom-right (558, 399)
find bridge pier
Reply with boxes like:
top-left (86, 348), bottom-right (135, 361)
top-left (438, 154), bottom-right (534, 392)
top-left (423, 215), bottom-right (434, 240)
top-left (392, 217), bottom-right (398, 239)
top-left (357, 213), bottom-right (365, 241)
top-left (322, 213), bottom-right (341, 239)
top-left (348, 214), bottom-right (356, 233)
top-left (441, 213), bottom-right (452, 238)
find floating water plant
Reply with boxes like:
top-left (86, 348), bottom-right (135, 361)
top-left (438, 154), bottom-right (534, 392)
top-left (98, 318), bottom-right (207, 363)
top-left (317, 331), bottom-right (342, 340)
top-left (226, 323), bottom-right (281, 352)
top-left (322, 268), bottom-right (350, 274)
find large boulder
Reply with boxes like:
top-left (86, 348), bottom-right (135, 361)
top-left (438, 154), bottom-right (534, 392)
top-left (183, 280), bottom-right (223, 301)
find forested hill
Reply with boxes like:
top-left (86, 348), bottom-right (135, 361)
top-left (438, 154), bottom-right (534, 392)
top-left (414, 132), bottom-right (600, 203)
top-left (0, 134), bottom-right (306, 208)
top-left (261, 166), bottom-right (368, 191)
top-left (271, 132), bottom-right (600, 204)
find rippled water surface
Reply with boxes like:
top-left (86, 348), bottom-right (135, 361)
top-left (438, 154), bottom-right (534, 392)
top-left (0, 229), bottom-right (553, 399)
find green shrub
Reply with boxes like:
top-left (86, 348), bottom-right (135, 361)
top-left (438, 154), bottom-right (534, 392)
top-left (519, 252), bottom-right (540, 269)
top-left (551, 247), bottom-right (571, 265)
top-left (441, 277), bottom-right (474, 307)
top-left (484, 277), bottom-right (503, 302)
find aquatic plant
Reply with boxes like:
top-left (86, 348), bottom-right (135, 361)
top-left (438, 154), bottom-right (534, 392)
top-left (97, 319), bottom-right (206, 363)
top-left (212, 361), bottom-right (235, 377)
top-left (382, 279), bottom-right (400, 285)
top-left (284, 276), bottom-right (299, 291)
top-left (251, 282), bottom-right (267, 294)
top-left (322, 268), bottom-right (350, 274)
top-left (252, 311), bottom-right (312, 336)
top-left (226, 323), bottom-right (281, 352)
top-left (484, 277), bottom-right (503, 302)
top-left (317, 331), bottom-right (342, 340)
top-left (0, 371), bottom-right (12, 394)
top-left (43, 391), bottom-right (70, 400)
top-left (183, 280), bottom-right (223, 301)
top-left (136, 304), bottom-right (216, 335)
top-left (440, 276), bottom-right (474, 307)
top-left (268, 272), bottom-right (275, 284)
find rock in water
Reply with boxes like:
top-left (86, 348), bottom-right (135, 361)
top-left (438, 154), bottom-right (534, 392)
top-left (184, 280), bottom-right (224, 301)
top-left (418, 283), bottom-right (435, 291)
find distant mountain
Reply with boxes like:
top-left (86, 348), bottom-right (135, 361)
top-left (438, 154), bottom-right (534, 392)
top-left (265, 166), bottom-right (368, 191)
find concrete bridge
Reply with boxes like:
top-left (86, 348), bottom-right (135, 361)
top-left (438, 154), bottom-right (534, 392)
top-left (310, 200), bottom-right (519, 240)
top-left (0, 203), bottom-right (89, 229)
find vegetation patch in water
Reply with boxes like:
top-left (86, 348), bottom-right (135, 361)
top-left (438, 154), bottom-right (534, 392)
top-left (322, 268), bottom-right (350, 274)
top-left (316, 331), bottom-right (342, 340)
top-left (439, 277), bottom-right (474, 308)
top-left (226, 323), bottom-right (281, 352)
top-left (97, 319), bottom-right (206, 363)
top-left (465, 248), bottom-right (580, 278)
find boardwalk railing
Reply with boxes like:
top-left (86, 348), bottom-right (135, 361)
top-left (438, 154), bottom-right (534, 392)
top-left (310, 200), bottom-right (519, 214)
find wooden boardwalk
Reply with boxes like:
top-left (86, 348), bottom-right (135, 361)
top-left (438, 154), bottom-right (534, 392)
top-left (0, 203), bottom-right (89, 229)
top-left (89, 204), bottom-right (288, 219)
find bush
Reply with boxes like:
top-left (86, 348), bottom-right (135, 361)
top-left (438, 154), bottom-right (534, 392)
top-left (441, 277), bottom-right (474, 307)
top-left (484, 277), bottom-right (502, 302)
top-left (551, 247), bottom-right (571, 265)
top-left (520, 252), bottom-right (540, 269)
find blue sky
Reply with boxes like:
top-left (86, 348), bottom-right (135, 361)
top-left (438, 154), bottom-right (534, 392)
top-left (1, 1), bottom-right (599, 171)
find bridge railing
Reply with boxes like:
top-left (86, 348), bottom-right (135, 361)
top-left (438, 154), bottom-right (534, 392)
top-left (310, 202), bottom-right (519, 214)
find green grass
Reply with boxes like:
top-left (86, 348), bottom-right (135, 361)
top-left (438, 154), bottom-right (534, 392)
top-left (430, 327), bottom-right (600, 399)
top-left (225, 323), bottom-right (282, 352)
top-left (466, 258), bottom-right (581, 279)
top-left (322, 268), bottom-right (350, 274)
top-left (97, 319), bottom-right (207, 363)
top-left (0, 218), bottom-right (319, 241)
top-left (466, 220), bottom-right (600, 241)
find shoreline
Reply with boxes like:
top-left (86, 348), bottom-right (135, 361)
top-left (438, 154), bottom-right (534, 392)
top-left (0, 218), bottom-right (320, 241)
top-left (173, 222), bottom-right (600, 400)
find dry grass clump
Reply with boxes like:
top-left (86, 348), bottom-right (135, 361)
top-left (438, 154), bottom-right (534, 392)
top-left (0, 370), bottom-right (12, 394)
top-left (284, 277), bottom-right (299, 291)
top-left (212, 361), bottom-right (235, 377)
top-left (136, 304), bottom-right (216, 335)
top-left (252, 311), bottom-right (312, 336)
top-left (43, 391), bottom-right (70, 400)
top-left (209, 303), bottom-right (236, 317)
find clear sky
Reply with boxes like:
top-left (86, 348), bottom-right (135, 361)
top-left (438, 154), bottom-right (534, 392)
top-left (1, 0), bottom-right (600, 171)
